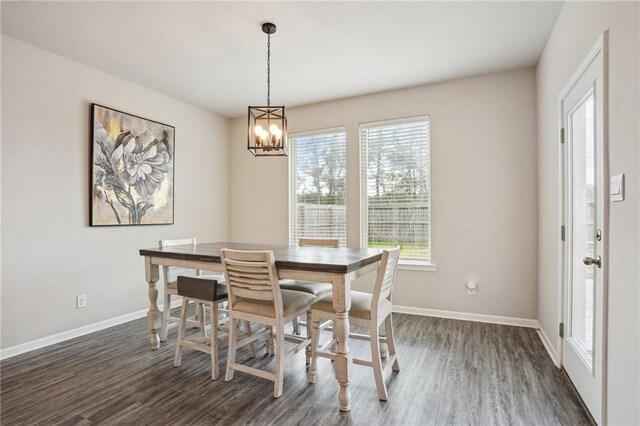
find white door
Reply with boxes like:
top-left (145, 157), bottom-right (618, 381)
top-left (561, 34), bottom-right (607, 425)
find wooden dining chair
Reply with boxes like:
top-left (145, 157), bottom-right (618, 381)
top-left (280, 238), bottom-right (339, 335)
top-left (280, 238), bottom-right (339, 297)
top-left (308, 247), bottom-right (401, 401)
top-left (173, 275), bottom-right (228, 380)
top-left (221, 249), bottom-right (316, 398)
top-left (159, 238), bottom-right (226, 341)
top-left (297, 238), bottom-right (341, 247)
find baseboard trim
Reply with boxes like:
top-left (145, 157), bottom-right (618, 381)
top-left (392, 305), bottom-right (540, 329)
top-left (0, 300), bottom-right (182, 361)
top-left (536, 326), bottom-right (561, 368)
top-left (3, 302), bottom-right (547, 361)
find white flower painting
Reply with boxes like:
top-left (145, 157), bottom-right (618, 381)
top-left (91, 104), bottom-right (174, 226)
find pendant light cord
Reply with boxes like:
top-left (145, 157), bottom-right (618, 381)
top-left (266, 33), bottom-right (271, 107)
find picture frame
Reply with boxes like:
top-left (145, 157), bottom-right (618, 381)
top-left (90, 103), bottom-right (175, 226)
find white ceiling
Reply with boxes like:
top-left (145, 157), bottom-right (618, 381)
top-left (1, 1), bottom-right (562, 118)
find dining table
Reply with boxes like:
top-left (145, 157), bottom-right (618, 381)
top-left (139, 241), bottom-right (383, 411)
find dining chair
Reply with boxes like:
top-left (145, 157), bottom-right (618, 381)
top-left (308, 247), bottom-right (401, 401)
top-left (297, 238), bottom-right (341, 247)
top-left (221, 248), bottom-right (316, 398)
top-left (173, 275), bottom-right (228, 380)
top-left (280, 238), bottom-right (338, 335)
top-left (280, 238), bottom-right (338, 297)
top-left (159, 238), bottom-right (226, 341)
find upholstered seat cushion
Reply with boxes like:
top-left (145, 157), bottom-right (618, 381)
top-left (232, 289), bottom-right (316, 318)
top-left (177, 275), bottom-right (227, 302)
top-left (279, 279), bottom-right (332, 296)
top-left (166, 274), bottom-right (225, 294)
top-left (311, 291), bottom-right (392, 320)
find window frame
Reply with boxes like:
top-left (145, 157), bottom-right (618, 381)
top-left (288, 126), bottom-right (348, 247)
top-left (359, 115), bottom-right (435, 268)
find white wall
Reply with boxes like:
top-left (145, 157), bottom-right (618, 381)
top-left (230, 68), bottom-right (539, 321)
top-left (536, 2), bottom-right (640, 424)
top-left (0, 36), bottom-right (230, 349)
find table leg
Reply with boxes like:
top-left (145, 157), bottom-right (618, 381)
top-left (145, 257), bottom-right (161, 350)
top-left (332, 274), bottom-right (352, 412)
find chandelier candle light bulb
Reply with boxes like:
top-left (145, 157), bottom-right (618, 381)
top-left (269, 124), bottom-right (282, 146)
top-left (254, 125), bottom-right (264, 146)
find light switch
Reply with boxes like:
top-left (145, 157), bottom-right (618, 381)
top-left (610, 174), bottom-right (624, 202)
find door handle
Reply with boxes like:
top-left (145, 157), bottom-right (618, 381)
top-left (583, 256), bottom-right (602, 268)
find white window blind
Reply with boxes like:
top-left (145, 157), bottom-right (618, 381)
top-left (360, 117), bottom-right (431, 260)
top-left (289, 129), bottom-right (347, 246)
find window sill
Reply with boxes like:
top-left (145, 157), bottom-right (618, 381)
top-left (398, 260), bottom-right (438, 272)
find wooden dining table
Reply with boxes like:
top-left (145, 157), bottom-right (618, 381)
top-left (139, 241), bottom-right (383, 411)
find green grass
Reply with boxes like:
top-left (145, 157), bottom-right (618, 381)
top-left (368, 242), bottom-right (430, 260)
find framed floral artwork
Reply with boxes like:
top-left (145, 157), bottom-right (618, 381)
top-left (90, 104), bottom-right (174, 226)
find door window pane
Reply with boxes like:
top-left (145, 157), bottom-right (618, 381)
top-left (570, 93), bottom-right (595, 362)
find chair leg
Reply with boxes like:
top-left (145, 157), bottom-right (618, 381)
top-left (308, 314), bottom-right (320, 384)
top-left (385, 315), bottom-right (400, 372)
top-left (243, 321), bottom-right (256, 358)
top-left (292, 317), bottom-right (301, 335)
top-left (269, 326), bottom-right (275, 356)
top-left (274, 324), bottom-right (285, 398)
top-left (173, 299), bottom-right (189, 367)
top-left (379, 322), bottom-right (389, 358)
top-left (211, 303), bottom-right (219, 380)
top-left (264, 326), bottom-right (274, 355)
top-left (161, 291), bottom-right (171, 342)
top-left (305, 310), bottom-right (312, 365)
top-left (331, 320), bottom-right (338, 353)
top-left (190, 300), bottom-right (198, 328)
top-left (197, 303), bottom-right (207, 337)
top-left (225, 318), bottom-right (238, 381)
top-left (370, 321), bottom-right (389, 401)
top-left (161, 267), bottom-right (171, 341)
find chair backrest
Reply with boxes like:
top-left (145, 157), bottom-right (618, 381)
top-left (371, 248), bottom-right (401, 311)
top-left (159, 238), bottom-right (199, 279)
top-left (221, 249), bottom-right (283, 317)
top-left (159, 237), bottom-right (197, 248)
top-left (298, 238), bottom-right (340, 248)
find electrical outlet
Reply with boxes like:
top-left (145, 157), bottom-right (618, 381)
top-left (76, 294), bottom-right (87, 309)
top-left (466, 281), bottom-right (477, 295)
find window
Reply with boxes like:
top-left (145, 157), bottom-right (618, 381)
top-left (289, 128), bottom-right (347, 246)
top-left (360, 117), bottom-right (431, 261)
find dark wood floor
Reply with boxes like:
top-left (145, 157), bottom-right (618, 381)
top-left (1, 312), bottom-right (591, 425)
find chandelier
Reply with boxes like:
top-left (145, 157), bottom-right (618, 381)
top-left (247, 22), bottom-right (287, 156)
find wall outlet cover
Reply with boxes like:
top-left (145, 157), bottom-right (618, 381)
top-left (466, 280), bottom-right (477, 295)
top-left (76, 295), bottom-right (87, 309)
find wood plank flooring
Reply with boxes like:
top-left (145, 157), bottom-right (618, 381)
top-left (1, 313), bottom-right (592, 425)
